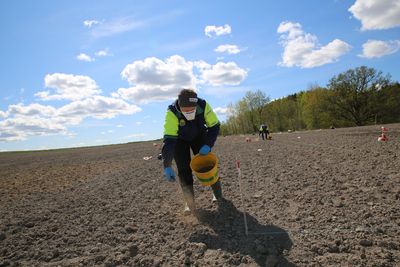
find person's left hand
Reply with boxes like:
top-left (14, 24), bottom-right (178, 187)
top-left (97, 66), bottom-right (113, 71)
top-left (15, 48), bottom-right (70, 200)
top-left (199, 145), bottom-right (211, 155)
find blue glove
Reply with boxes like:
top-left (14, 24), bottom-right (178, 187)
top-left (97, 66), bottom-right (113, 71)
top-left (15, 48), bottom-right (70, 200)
top-left (199, 145), bottom-right (211, 155)
top-left (164, 167), bottom-right (176, 182)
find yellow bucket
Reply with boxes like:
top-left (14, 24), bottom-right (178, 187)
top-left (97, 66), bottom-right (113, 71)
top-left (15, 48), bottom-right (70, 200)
top-left (190, 152), bottom-right (219, 186)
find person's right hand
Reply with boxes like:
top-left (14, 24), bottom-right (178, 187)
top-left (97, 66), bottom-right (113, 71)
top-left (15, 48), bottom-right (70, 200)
top-left (163, 167), bottom-right (176, 182)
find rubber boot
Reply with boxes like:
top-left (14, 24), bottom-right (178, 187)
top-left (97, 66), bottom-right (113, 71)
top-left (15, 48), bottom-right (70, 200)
top-left (211, 180), bottom-right (223, 201)
top-left (181, 185), bottom-right (195, 214)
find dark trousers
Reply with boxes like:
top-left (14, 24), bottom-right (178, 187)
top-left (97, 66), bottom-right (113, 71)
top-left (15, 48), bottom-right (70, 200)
top-left (260, 131), bottom-right (269, 140)
top-left (174, 135), bottom-right (203, 189)
top-left (174, 135), bottom-right (223, 200)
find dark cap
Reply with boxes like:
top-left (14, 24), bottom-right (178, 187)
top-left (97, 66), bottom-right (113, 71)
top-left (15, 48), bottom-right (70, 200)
top-left (178, 89), bottom-right (198, 107)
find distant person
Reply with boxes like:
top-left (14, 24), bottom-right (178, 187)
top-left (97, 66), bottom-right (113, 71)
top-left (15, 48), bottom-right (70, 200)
top-left (259, 124), bottom-right (270, 140)
top-left (161, 89), bottom-right (222, 214)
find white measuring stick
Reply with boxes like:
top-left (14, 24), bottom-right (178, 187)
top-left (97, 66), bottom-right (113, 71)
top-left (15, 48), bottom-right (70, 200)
top-left (236, 159), bottom-right (249, 236)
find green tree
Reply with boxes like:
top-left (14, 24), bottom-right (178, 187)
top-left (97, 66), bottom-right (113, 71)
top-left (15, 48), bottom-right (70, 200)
top-left (220, 66), bottom-right (397, 136)
top-left (327, 66), bottom-right (391, 126)
top-left (376, 82), bottom-right (400, 123)
top-left (300, 86), bottom-right (333, 129)
top-left (243, 90), bottom-right (270, 132)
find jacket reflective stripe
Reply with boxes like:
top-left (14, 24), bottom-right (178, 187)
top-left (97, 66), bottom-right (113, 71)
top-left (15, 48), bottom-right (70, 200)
top-left (163, 110), bottom-right (179, 137)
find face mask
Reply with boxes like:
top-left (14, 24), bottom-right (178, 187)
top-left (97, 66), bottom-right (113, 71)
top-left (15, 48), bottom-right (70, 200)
top-left (182, 109), bottom-right (196, 121)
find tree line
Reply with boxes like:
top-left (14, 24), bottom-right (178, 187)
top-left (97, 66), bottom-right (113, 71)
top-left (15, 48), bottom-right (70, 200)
top-left (220, 66), bottom-right (400, 135)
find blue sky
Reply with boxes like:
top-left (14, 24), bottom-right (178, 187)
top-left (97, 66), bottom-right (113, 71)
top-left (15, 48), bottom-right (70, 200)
top-left (1, 0), bottom-right (400, 151)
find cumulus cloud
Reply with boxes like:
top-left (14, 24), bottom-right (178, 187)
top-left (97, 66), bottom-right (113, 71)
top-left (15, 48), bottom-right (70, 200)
top-left (0, 96), bottom-right (141, 142)
top-left (35, 73), bottom-right (101, 101)
top-left (1, 117), bottom-right (67, 134)
top-left (0, 116), bottom-right (68, 141)
top-left (359, 39), bottom-right (400, 58)
top-left (201, 62), bottom-right (247, 86)
top-left (57, 96), bottom-right (141, 120)
top-left (277, 21), bottom-right (351, 68)
top-left (115, 55), bottom-right (248, 103)
top-left (83, 20), bottom-right (101, 28)
top-left (1, 71), bottom-right (143, 142)
top-left (214, 44), bottom-right (241, 54)
top-left (0, 110), bottom-right (7, 118)
top-left (349, 0), bottom-right (400, 31)
top-left (0, 130), bottom-right (25, 142)
top-left (77, 53), bottom-right (95, 62)
top-left (193, 60), bottom-right (211, 70)
top-left (7, 103), bottom-right (56, 117)
top-left (116, 55), bottom-right (196, 103)
top-left (204, 24), bottom-right (231, 37)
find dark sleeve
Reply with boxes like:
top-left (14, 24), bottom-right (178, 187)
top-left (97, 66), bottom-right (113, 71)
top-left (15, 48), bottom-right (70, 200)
top-left (205, 123), bottom-right (220, 148)
top-left (162, 137), bottom-right (177, 168)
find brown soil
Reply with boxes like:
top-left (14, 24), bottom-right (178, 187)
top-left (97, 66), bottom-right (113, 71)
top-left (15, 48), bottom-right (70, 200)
top-left (0, 124), bottom-right (399, 266)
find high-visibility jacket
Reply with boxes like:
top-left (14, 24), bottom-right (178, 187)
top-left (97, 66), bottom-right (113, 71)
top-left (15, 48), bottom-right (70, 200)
top-left (162, 98), bottom-right (220, 167)
top-left (259, 125), bottom-right (268, 133)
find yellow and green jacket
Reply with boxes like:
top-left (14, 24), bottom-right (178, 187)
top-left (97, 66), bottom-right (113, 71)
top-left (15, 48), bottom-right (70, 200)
top-left (259, 124), bottom-right (268, 133)
top-left (161, 98), bottom-right (220, 167)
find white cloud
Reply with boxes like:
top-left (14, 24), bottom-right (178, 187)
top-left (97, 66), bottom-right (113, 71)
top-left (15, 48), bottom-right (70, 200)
top-left (91, 17), bottom-right (145, 38)
top-left (277, 21), bottom-right (351, 68)
top-left (136, 121), bottom-right (143, 125)
top-left (77, 53), bottom-right (95, 62)
top-left (7, 103), bottom-right (56, 117)
top-left (349, 0), bottom-right (400, 31)
top-left (35, 73), bottom-right (101, 101)
top-left (201, 62), bottom-right (248, 86)
top-left (116, 55), bottom-right (196, 103)
top-left (115, 55), bottom-right (248, 103)
top-left (116, 124), bottom-right (124, 128)
top-left (57, 96), bottom-right (141, 120)
top-left (214, 44), bottom-right (241, 54)
top-left (359, 39), bottom-right (400, 58)
top-left (0, 130), bottom-right (25, 142)
top-left (193, 60), bottom-right (211, 70)
top-left (213, 107), bottom-right (229, 116)
top-left (0, 96), bottom-right (139, 142)
top-left (1, 74), bottom-right (142, 142)
top-left (0, 116), bottom-right (68, 142)
top-left (205, 24), bottom-right (231, 37)
top-left (0, 97), bottom-right (132, 142)
top-left (0, 110), bottom-right (7, 118)
top-left (83, 20), bottom-right (101, 28)
top-left (95, 49), bottom-right (111, 57)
